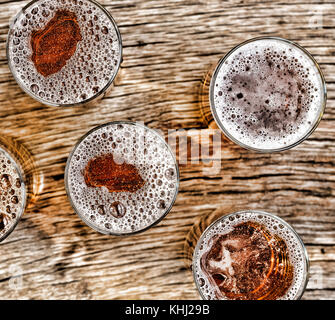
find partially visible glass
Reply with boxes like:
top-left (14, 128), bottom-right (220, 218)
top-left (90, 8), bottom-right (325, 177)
top-left (0, 135), bottom-right (42, 242)
top-left (0, 146), bottom-right (26, 242)
top-left (65, 121), bottom-right (179, 236)
top-left (7, 0), bottom-right (122, 107)
top-left (201, 37), bottom-right (327, 152)
top-left (191, 210), bottom-right (309, 300)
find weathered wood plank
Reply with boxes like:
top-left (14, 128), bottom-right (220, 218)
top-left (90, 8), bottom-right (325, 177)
top-left (0, 0), bottom-right (334, 300)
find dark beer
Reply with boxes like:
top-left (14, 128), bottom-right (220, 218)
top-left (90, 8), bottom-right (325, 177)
top-left (193, 211), bottom-right (309, 300)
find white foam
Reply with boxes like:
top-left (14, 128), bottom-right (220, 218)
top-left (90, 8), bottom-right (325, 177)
top-left (193, 211), bottom-right (308, 300)
top-left (212, 38), bottom-right (325, 150)
top-left (66, 122), bottom-right (179, 234)
top-left (7, 0), bottom-right (121, 105)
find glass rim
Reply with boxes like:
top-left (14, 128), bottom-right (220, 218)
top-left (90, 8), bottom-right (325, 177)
top-left (192, 209), bottom-right (310, 300)
top-left (64, 120), bottom-right (180, 236)
top-left (0, 146), bottom-right (27, 243)
top-left (209, 36), bottom-right (327, 153)
top-left (6, 0), bottom-right (123, 107)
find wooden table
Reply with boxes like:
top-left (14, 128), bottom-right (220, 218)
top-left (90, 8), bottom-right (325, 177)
top-left (0, 0), bottom-right (334, 300)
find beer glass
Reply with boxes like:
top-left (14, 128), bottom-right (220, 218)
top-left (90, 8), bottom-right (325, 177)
top-left (7, 0), bottom-right (122, 107)
top-left (65, 121), bottom-right (180, 235)
top-left (192, 210), bottom-right (309, 300)
top-left (202, 37), bottom-right (326, 152)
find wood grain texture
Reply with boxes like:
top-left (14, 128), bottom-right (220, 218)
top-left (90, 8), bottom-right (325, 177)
top-left (0, 0), bottom-right (335, 300)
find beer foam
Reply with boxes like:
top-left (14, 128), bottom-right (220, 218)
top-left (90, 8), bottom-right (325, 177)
top-left (0, 148), bottom-right (26, 241)
top-left (212, 38), bottom-right (325, 150)
top-left (66, 122), bottom-right (179, 235)
top-left (7, 0), bottom-right (121, 106)
top-left (193, 211), bottom-right (308, 300)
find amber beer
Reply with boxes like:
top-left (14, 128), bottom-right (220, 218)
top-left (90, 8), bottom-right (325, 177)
top-left (193, 211), bottom-right (309, 300)
top-left (65, 121), bottom-right (179, 235)
top-left (7, 0), bottom-right (122, 106)
top-left (208, 37), bottom-right (326, 152)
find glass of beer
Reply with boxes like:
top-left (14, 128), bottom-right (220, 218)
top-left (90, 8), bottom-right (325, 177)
top-left (192, 210), bottom-right (309, 300)
top-left (7, 0), bottom-right (122, 107)
top-left (206, 37), bottom-right (326, 152)
top-left (0, 142), bottom-right (27, 242)
top-left (65, 121), bottom-right (179, 235)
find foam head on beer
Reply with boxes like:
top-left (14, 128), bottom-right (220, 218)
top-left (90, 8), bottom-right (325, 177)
top-left (65, 122), bottom-right (179, 235)
top-left (0, 148), bottom-right (26, 241)
top-left (7, 0), bottom-right (121, 106)
top-left (193, 211), bottom-right (309, 300)
top-left (211, 37), bottom-right (326, 151)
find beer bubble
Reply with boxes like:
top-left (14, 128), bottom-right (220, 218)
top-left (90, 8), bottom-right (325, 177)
top-left (0, 174), bottom-right (12, 189)
top-left (109, 201), bottom-right (126, 219)
top-left (164, 168), bottom-right (175, 180)
top-left (97, 205), bottom-right (105, 215)
top-left (101, 26), bottom-right (108, 34)
top-left (30, 84), bottom-right (39, 93)
top-left (199, 278), bottom-right (205, 287)
top-left (157, 200), bottom-right (166, 210)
